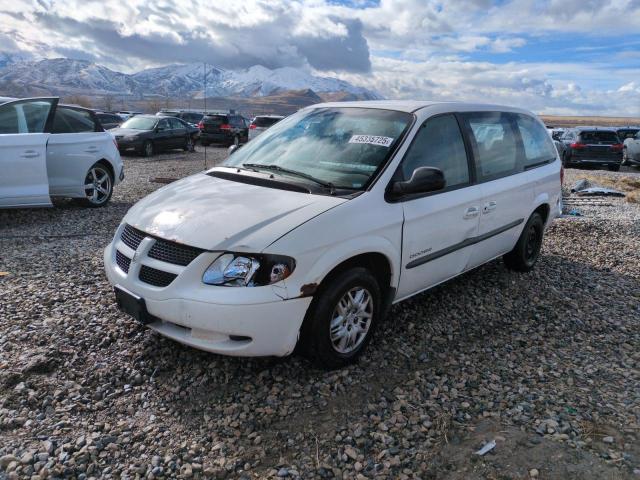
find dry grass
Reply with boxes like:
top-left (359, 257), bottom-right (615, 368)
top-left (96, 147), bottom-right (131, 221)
top-left (542, 115), bottom-right (640, 127)
top-left (573, 174), bottom-right (640, 203)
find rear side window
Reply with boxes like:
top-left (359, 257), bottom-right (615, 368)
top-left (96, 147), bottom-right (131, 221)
top-left (52, 107), bottom-right (96, 133)
top-left (514, 114), bottom-right (557, 166)
top-left (182, 113), bottom-right (202, 124)
top-left (579, 131), bottom-right (619, 143)
top-left (168, 118), bottom-right (184, 129)
top-left (254, 117), bottom-right (281, 127)
top-left (400, 114), bottom-right (470, 188)
top-left (464, 112), bottom-right (518, 181)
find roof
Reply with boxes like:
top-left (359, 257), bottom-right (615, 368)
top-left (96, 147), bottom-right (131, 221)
top-left (0, 96), bottom-right (17, 105)
top-left (306, 99), bottom-right (533, 114)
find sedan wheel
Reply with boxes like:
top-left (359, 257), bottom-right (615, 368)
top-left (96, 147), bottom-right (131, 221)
top-left (79, 163), bottom-right (113, 207)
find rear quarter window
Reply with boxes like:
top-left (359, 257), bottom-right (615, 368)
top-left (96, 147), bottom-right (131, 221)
top-left (514, 114), bottom-right (557, 166)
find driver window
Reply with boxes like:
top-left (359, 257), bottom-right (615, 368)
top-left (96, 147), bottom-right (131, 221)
top-left (400, 114), bottom-right (470, 188)
top-left (158, 119), bottom-right (169, 130)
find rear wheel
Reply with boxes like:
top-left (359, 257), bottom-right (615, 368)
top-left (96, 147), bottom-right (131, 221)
top-left (503, 212), bottom-right (544, 272)
top-left (75, 162), bottom-right (113, 208)
top-left (201, 140), bottom-right (210, 147)
top-left (608, 164), bottom-right (620, 172)
top-left (299, 267), bottom-right (381, 369)
top-left (183, 136), bottom-right (193, 152)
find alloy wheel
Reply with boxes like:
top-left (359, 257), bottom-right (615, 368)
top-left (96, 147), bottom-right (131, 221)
top-left (329, 287), bottom-right (373, 354)
top-left (84, 166), bottom-right (112, 206)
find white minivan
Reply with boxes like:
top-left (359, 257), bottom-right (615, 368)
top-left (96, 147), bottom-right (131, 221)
top-left (104, 101), bottom-right (561, 368)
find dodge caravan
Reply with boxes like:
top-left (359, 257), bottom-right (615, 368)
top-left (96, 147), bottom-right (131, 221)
top-left (104, 101), bottom-right (561, 368)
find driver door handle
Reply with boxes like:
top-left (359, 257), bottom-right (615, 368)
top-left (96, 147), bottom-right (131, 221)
top-left (483, 201), bottom-right (497, 213)
top-left (464, 206), bottom-right (480, 219)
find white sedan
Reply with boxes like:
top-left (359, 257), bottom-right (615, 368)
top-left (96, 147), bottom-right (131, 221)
top-left (0, 97), bottom-right (124, 208)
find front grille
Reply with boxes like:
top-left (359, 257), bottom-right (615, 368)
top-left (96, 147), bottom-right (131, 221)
top-left (121, 224), bottom-right (146, 250)
top-left (148, 239), bottom-right (204, 266)
top-left (139, 265), bottom-right (177, 287)
top-left (115, 250), bottom-right (131, 273)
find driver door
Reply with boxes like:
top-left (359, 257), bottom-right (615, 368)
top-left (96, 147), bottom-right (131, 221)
top-left (0, 98), bottom-right (57, 207)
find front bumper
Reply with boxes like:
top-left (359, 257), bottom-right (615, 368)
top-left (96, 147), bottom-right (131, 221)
top-left (103, 229), bottom-right (311, 357)
top-left (116, 139), bottom-right (144, 152)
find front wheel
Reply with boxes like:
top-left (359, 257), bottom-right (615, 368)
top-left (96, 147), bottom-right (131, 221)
top-left (76, 162), bottom-right (113, 208)
top-left (503, 213), bottom-right (544, 272)
top-left (299, 267), bottom-right (381, 369)
top-left (608, 164), bottom-right (620, 172)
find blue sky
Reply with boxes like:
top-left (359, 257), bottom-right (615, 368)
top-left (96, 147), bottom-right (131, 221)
top-left (1, 0), bottom-right (639, 115)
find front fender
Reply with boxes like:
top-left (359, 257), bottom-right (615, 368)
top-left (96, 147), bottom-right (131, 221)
top-left (283, 236), bottom-right (401, 300)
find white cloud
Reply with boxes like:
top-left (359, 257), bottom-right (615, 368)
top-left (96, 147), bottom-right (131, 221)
top-left (1, 0), bottom-right (639, 115)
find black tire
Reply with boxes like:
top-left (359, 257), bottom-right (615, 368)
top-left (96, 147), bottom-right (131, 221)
top-left (183, 136), bottom-right (192, 152)
top-left (231, 135), bottom-right (240, 147)
top-left (201, 140), bottom-right (210, 147)
top-left (299, 267), bottom-right (381, 369)
top-left (75, 162), bottom-right (114, 208)
top-left (622, 148), bottom-right (628, 166)
top-left (562, 152), bottom-right (571, 168)
top-left (141, 140), bottom-right (154, 157)
top-left (503, 213), bottom-right (544, 272)
top-left (608, 164), bottom-right (620, 172)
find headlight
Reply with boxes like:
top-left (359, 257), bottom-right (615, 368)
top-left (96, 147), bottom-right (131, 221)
top-left (202, 253), bottom-right (295, 286)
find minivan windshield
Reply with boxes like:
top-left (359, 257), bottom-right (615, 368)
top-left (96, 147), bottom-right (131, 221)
top-left (224, 107), bottom-right (413, 190)
top-left (121, 117), bottom-right (157, 130)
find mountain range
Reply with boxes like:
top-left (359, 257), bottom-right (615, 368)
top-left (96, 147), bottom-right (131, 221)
top-left (0, 56), bottom-right (381, 101)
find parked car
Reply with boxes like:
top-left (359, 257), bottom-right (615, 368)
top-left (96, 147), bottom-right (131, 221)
top-left (615, 126), bottom-right (640, 141)
top-left (96, 112), bottom-right (123, 130)
top-left (622, 130), bottom-right (640, 166)
top-left (110, 115), bottom-right (192, 157)
top-left (104, 101), bottom-right (561, 368)
top-left (157, 109), bottom-right (205, 126)
top-left (199, 113), bottom-right (248, 146)
top-left (248, 115), bottom-right (285, 141)
top-left (0, 97), bottom-right (123, 208)
top-left (559, 128), bottom-right (622, 171)
top-left (117, 111), bottom-right (142, 121)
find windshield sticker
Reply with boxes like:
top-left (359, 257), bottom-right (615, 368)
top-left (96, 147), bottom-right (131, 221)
top-left (349, 135), bottom-right (394, 147)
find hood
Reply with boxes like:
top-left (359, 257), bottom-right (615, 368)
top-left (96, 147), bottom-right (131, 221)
top-left (110, 128), bottom-right (149, 136)
top-left (124, 168), bottom-right (347, 251)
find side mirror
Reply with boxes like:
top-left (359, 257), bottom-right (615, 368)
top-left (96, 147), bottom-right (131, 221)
top-left (389, 167), bottom-right (446, 197)
top-left (228, 144), bottom-right (242, 156)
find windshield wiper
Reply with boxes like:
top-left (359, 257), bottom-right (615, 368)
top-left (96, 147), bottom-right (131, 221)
top-left (242, 163), bottom-right (336, 195)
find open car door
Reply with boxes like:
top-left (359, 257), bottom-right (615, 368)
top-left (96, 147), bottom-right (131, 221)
top-left (0, 97), bottom-right (58, 207)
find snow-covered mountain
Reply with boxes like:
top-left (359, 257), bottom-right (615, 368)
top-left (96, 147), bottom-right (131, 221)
top-left (0, 56), bottom-right (382, 100)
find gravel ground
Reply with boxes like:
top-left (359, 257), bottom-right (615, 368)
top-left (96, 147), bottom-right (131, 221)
top-left (1, 150), bottom-right (639, 479)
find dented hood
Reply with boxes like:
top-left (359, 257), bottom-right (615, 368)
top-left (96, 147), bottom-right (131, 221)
top-left (124, 169), bottom-right (346, 251)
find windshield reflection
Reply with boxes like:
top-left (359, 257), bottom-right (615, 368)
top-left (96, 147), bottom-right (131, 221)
top-left (223, 108), bottom-right (413, 190)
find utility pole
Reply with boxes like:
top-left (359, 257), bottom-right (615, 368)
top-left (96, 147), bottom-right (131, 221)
top-left (204, 62), bottom-right (207, 169)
